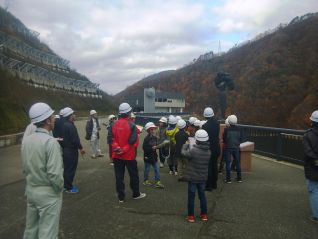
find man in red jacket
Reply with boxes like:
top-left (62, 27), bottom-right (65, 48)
top-left (112, 103), bottom-right (146, 203)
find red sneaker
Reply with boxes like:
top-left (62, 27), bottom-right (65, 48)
top-left (200, 214), bottom-right (208, 221)
top-left (186, 215), bottom-right (195, 223)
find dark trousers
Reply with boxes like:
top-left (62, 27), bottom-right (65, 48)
top-left (63, 148), bottom-right (78, 190)
top-left (206, 152), bottom-right (219, 190)
top-left (187, 182), bottom-right (207, 216)
top-left (113, 159), bottom-right (140, 200)
top-left (225, 148), bottom-right (241, 181)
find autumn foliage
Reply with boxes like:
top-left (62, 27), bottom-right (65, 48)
top-left (116, 15), bottom-right (318, 130)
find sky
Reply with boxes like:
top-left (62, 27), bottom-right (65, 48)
top-left (1, 0), bottom-right (317, 94)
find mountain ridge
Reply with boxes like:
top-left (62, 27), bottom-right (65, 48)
top-left (116, 13), bottom-right (318, 129)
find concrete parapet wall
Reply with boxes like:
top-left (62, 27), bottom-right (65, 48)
top-left (0, 132), bottom-right (23, 148)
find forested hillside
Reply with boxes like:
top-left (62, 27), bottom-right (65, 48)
top-left (116, 14), bottom-right (318, 129)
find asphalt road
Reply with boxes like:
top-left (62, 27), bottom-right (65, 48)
top-left (0, 119), bottom-right (317, 239)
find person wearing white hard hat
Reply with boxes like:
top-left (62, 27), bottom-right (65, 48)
top-left (223, 114), bottom-right (243, 183)
top-left (142, 122), bottom-right (165, 188)
top-left (218, 117), bottom-right (230, 174)
top-left (202, 107), bottom-right (220, 191)
top-left (21, 102), bottom-right (64, 239)
top-left (85, 110), bottom-right (104, 159)
top-left (106, 114), bottom-right (117, 165)
top-left (166, 115), bottom-right (179, 175)
top-left (181, 129), bottom-right (211, 222)
top-left (112, 103), bottom-right (146, 202)
top-left (187, 116), bottom-right (197, 137)
top-left (175, 119), bottom-right (189, 181)
top-left (62, 107), bottom-right (85, 193)
top-left (157, 117), bottom-right (169, 168)
top-left (52, 108), bottom-right (66, 145)
top-left (303, 110), bottom-right (318, 223)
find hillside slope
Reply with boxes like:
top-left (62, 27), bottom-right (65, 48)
top-left (116, 14), bottom-right (318, 129)
top-left (0, 7), bottom-right (115, 135)
top-left (0, 68), bottom-right (115, 135)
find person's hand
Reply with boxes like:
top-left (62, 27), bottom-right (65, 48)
top-left (152, 146), bottom-right (157, 150)
top-left (80, 149), bottom-right (85, 155)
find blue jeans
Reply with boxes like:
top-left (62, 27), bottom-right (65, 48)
top-left (306, 179), bottom-right (318, 218)
top-left (187, 182), bottom-right (207, 216)
top-left (225, 148), bottom-right (241, 181)
top-left (144, 161), bottom-right (160, 181)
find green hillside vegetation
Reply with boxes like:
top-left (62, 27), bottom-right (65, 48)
top-left (0, 68), bottom-right (115, 135)
top-left (116, 14), bottom-right (318, 130)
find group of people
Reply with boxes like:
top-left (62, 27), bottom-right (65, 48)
top-left (20, 101), bottom-right (318, 238)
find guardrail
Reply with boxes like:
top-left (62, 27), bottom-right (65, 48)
top-left (238, 124), bottom-right (305, 165)
top-left (0, 132), bottom-right (24, 147)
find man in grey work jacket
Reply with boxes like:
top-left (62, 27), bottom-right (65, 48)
top-left (21, 102), bottom-right (64, 239)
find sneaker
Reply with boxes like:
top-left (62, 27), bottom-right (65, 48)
top-left (174, 171), bottom-right (178, 176)
top-left (169, 170), bottom-right (173, 175)
top-left (237, 178), bottom-right (243, 183)
top-left (118, 199), bottom-right (124, 203)
top-left (225, 179), bottom-right (232, 184)
top-left (310, 216), bottom-right (318, 224)
top-left (186, 215), bottom-right (195, 223)
top-left (200, 214), bottom-right (208, 221)
top-left (91, 155), bottom-right (96, 159)
top-left (160, 162), bottom-right (164, 168)
top-left (154, 181), bottom-right (165, 189)
top-left (65, 187), bottom-right (79, 193)
top-left (143, 180), bottom-right (152, 186)
top-left (133, 193), bottom-right (146, 200)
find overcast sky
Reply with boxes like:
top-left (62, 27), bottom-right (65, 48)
top-left (1, 0), bottom-right (317, 94)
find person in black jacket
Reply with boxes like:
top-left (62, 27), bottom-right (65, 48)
top-left (303, 110), bottom-right (318, 223)
top-left (62, 107), bottom-right (85, 193)
top-left (182, 129), bottom-right (211, 222)
top-left (202, 107), bottom-right (220, 191)
top-left (223, 115), bottom-right (243, 183)
top-left (175, 119), bottom-right (189, 181)
top-left (53, 108), bottom-right (65, 146)
top-left (142, 122), bottom-right (165, 189)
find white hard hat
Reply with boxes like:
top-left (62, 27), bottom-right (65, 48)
top-left (225, 117), bottom-right (230, 126)
top-left (29, 102), bottom-right (54, 123)
top-left (108, 114), bottom-right (116, 121)
top-left (177, 119), bottom-right (186, 129)
top-left (310, 110), bottom-right (318, 122)
top-left (203, 107), bottom-right (214, 118)
top-left (145, 122), bottom-right (157, 131)
top-left (59, 108), bottom-right (64, 116)
top-left (130, 112), bottom-right (136, 118)
top-left (195, 129), bottom-right (209, 142)
top-left (176, 116), bottom-right (182, 121)
top-left (168, 115), bottom-right (177, 125)
top-left (194, 119), bottom-right (201, 127)
top-left (90, 110), bottom-right (97, 115)
top-left (189, 117), bottom-right (197, 125)
top-left (228, 115), bottom-right (238, 125)
top-left (62, 107), bottom-right (74, 117)
top-left (159, 117), bottom-right (167, 123)
top-left (119, 103), bottom-right (132, 114)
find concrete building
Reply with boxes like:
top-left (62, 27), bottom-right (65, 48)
top-left (127, 88), bottom-right (185, 113)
